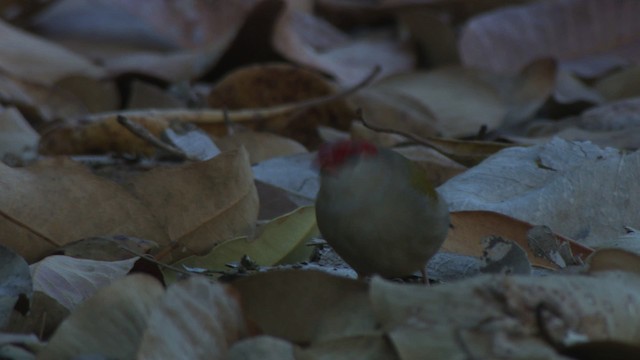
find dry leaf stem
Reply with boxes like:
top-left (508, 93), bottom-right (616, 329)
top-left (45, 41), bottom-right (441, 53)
top-left (79, 66), bottom-right (380, 125)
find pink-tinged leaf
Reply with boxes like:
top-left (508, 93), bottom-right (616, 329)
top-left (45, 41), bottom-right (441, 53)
top-left (30, 255), bottom-right (138, 310)
top-left (460, 0), bottom-right (640, 76)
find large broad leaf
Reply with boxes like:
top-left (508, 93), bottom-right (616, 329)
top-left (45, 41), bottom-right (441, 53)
top-left (459, 0), bottom-right (640, 76)
top-left (39, 274), bottom-right (164, 360)
top-left (439, 138), bottom-right (640, 247)
top-left (137, 276), bottom-right (248, 359)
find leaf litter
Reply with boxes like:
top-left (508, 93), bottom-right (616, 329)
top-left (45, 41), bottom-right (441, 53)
top-left (1, 1), bottom-right (640, 358)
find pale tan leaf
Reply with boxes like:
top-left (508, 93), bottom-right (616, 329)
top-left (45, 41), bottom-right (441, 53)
top-left (39, 274), bottom-right (164, 360)
top-left (439, 138), bottom-right (640, 247)
top-left (129, 148), bottom-right (258, 259)
top-left (216, 131), bottom-right (308, 164)
top-left (372, 66), bottom-right (506, 137)
top-left (0, 158), bottom-right (169, 262)
top-left (136, 276), bottom-right (248, 359)
top-left (232, 270), bottom-right (368, 344)
top-left (370, 273), bottom-right (640, 359)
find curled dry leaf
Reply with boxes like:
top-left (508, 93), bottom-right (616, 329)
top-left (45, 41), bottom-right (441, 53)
top-left (587, 248), bottom-right (640, 276)
top-left (459, 0), bottom-right (640, 76)
top-left (39, 274), bottom-right (165, 360)
top-left (170, 206), bottom-right (318, 279)
top-left (443, 211), bottom-right (593, 270)
top-left (440, 138), bottom-right (640, 247)
top-left (370, 66), bottom-right (506, 138)
top-left (137, 276), bottom-right (249, 359)
top-left (370, 272), bottom-right (640, 359)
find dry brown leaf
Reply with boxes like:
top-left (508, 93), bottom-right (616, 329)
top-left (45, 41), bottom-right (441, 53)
top-left (129, 148), bottom-right (258, 260)
top-left (498, 58), bottom-right (557, 127)
top-left (232, 269), bottom-right (369, 344)
top-left (370, 272), bottom-right (640, 359)
top-left (39, 274), bottom-right (165, 360)
top-left (137, 276), bottom-right (248, 359)
top-left (52, 76), bottom-right (120, 114)
top-left (207, 62), bottom-right (354, 147)
top-left (361, 114), bottom-right (514, 166)
top-left (588, 248), bottom-right (640, 276)
top-left (39, 116), bottom-right (171, 156)
top-left (371, 66), bottom-right (506, 137)
top-left (216, 131), bottom-right (307, 164)
top-left (38, 66), bottom-right (375, 156)
top-left (443, 211), bottom-right (592, 270)
top-left (57, 235), bottom-right (158, 261)
top-left (6, 291), bottom-right (69, 340)
top-left (349, 88), bottom-right (439, 141)
top-left (0, 158), bottom-right (169, 262)
top-left (393, 145), bottom-right (466, 187)
top-left (440, 138), bottom-right (640, 247)
top-left (459, 0), bottom-right (640, 76)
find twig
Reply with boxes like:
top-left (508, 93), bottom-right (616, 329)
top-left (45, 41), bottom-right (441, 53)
top-left (80, 66), bottom-right (381, 125)
top-left (119, 246), bottom-right (194, 276)
top-left (116, 115), bottom-right (198, 161)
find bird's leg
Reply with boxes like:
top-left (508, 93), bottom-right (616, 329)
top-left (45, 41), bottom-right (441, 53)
top-left (421, 266), bottom-right (431, 286)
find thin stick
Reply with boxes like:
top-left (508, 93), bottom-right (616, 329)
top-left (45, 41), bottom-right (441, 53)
top-left (116, 115), bottom-right (198, 161)
top-left (81, 66), bottom-right (381, 125)
top-left (118, 246), bottom-right (193, 276)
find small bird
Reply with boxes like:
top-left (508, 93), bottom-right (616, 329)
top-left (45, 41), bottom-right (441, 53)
top-left (315, 140), bottom-right (450, 279)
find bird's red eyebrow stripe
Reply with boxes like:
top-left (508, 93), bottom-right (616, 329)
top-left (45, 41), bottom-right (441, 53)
top-left (317, 140), bottom-right (377, 170)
